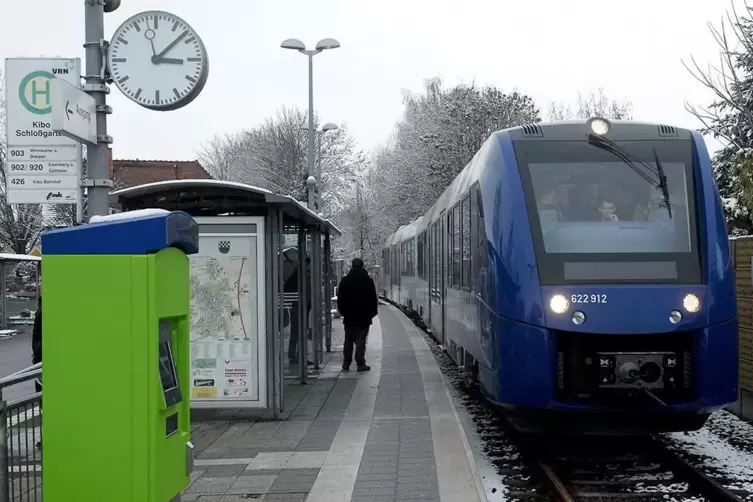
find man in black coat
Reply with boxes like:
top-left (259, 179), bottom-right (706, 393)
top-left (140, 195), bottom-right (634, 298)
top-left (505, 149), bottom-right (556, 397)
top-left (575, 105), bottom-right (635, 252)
top-left (336, 258), bottom-right (378, 372)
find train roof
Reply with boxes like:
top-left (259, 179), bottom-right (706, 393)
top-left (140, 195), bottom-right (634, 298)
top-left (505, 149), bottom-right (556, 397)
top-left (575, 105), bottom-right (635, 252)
top-left (382, 118), bottom-right (694, 247)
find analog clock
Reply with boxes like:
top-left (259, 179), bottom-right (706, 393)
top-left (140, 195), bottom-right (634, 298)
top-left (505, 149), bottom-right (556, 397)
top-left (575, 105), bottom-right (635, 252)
top-left (107, 10), bottom-right (209, 111)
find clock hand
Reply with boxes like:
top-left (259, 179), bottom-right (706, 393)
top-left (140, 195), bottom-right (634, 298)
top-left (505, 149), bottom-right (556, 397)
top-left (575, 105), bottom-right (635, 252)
top-left (156, 30), bottom-right (188, 59)
top-left (154, 57), bottom-right (184, 65)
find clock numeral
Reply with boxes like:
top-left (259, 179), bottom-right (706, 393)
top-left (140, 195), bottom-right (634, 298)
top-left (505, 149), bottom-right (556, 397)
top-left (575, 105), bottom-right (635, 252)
top-left (184, 36), bottom-right (196, 44)
top-left (155, 90), bottom-right (160, 104)
top-left (112, 58), bottom-right (127, 63)
top-left (117, 75), bottom-right (130, 84)
top-left (185, 75), bottom-right (197, 83)
top-left (117, 37), bottom-right (128, 45)
top-left (134, 88), bottom-right (142, 100)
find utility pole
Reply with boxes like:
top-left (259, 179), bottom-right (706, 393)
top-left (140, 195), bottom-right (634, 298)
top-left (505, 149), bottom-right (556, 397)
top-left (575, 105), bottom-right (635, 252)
top-left (83, 0), bottom-right (119, 218)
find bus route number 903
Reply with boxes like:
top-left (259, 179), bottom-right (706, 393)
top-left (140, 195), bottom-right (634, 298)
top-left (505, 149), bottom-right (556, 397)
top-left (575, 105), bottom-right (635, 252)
top-left (571, 294), bottom-right (607, 304)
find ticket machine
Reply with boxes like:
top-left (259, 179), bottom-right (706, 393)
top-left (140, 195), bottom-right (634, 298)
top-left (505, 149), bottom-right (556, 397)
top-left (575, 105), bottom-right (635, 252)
top-left (41, 209), bottom-right (199, 502)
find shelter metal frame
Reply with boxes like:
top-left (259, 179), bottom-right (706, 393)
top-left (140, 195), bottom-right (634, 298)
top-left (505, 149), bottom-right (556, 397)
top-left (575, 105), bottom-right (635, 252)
top-left (111, 180), bottom-right (341, 418)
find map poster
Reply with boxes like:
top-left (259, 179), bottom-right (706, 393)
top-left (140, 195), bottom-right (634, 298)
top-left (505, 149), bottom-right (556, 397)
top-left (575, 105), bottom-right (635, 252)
top-left (189, 234), bottom-right (260, 403)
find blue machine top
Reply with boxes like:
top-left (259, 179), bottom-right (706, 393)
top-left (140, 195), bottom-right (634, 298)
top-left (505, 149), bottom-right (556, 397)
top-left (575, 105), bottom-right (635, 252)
top-left (42, 209), bottom-right (200, 256)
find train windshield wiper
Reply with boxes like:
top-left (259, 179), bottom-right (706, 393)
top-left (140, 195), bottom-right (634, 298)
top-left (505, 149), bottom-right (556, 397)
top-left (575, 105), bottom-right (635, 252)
top-left (652, 148), bottom-right (672, 218)
top-left (587, 134), bottom-right (672, 218)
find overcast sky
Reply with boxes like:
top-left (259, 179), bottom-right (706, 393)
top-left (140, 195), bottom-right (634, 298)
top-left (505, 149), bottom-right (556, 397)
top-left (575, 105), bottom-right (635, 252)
top-left (1, 0), bottom-right (742, 161)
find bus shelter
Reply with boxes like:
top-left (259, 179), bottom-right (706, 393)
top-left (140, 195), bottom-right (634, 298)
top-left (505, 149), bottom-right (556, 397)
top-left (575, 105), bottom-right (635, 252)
top-left (110, 180), bottom-right (341, 418)
top-left (0, 253), bottom-right (41, 335)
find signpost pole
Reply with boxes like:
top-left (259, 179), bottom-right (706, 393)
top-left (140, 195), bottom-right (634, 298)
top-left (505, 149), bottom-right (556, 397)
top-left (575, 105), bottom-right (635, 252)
top-left (83, 0), bottom-right (114, 218)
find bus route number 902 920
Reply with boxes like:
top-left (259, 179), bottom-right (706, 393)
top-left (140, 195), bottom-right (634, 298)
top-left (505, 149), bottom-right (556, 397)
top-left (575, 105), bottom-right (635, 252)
top-left (571, 294), bottom-right (607, 304)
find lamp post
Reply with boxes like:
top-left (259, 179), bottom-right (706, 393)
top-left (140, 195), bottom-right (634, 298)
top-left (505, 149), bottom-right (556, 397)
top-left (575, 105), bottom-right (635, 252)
top-left (281, 38), bottom-right (340, 210)
top-left (302, 122), bottom-right (339, 210)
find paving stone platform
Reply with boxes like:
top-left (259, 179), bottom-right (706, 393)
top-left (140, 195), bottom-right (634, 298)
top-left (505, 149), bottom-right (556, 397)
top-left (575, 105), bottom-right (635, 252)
top-left (184, 304), bottom-right (486, 502)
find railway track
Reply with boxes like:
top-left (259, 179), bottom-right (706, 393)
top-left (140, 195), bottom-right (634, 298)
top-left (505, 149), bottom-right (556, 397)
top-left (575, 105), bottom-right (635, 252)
top-left (387, 301), bottom-right (752, 502)
top-left (525, 434), bottom-right (746, 502)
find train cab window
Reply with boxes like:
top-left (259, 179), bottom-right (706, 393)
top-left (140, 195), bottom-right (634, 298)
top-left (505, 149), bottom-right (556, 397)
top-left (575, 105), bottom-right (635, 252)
top-left (462, 195), bottom-right (472, 291)
top-left (515, 139), bottom-right (701, 284)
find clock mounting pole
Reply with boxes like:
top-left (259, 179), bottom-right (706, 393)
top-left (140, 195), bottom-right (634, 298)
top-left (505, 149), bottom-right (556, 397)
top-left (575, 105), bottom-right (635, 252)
top-left (82, 0), bottom-right (119, 220)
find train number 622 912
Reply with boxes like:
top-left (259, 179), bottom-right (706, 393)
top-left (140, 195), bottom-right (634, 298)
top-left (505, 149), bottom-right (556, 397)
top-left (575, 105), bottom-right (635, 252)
top-left (571, 294), bottom-right (607, 304)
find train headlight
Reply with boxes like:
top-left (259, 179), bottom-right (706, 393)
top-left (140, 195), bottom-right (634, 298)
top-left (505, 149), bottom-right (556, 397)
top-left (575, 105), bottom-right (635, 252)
top-left (586, 116), bottom-right (611, 136)
top-left (549, 294), bottom-right (570, 314)
top-left (682, 293), bottom-right (701, 313)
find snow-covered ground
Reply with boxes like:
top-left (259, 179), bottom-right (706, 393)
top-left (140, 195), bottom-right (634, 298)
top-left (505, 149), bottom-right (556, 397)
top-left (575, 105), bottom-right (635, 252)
top-left (663, 410), bottom-right (753, 500)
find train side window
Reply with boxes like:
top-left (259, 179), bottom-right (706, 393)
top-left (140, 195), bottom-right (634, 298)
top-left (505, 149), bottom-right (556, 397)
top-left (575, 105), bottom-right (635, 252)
top-left (462, 195), bottom-right (471, 291)
top-left (470, 189), bottom-right (479, 292)
top-left (477, 188), bottom-right (487, 284)
top-left (453, 204), bottom-right (461, 288)
top-left (446, 213), bottom-right (453, 287)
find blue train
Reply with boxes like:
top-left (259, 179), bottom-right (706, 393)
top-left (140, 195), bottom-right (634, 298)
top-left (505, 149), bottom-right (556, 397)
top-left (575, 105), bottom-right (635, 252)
top-left (381, 117), bottom-right (738, 434)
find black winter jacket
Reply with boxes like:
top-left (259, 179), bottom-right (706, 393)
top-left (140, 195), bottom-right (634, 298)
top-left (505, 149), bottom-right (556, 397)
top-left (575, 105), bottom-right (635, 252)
top-left (336, 267), bottom-right (378, 328)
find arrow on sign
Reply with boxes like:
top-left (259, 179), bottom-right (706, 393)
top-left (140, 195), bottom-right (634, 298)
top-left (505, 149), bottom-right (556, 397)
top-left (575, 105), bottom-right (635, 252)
top-left (65, 100), bottom-right (73, 120)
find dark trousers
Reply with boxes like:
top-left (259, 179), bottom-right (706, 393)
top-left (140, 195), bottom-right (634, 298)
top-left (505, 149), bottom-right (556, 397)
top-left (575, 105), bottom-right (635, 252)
top-left (343, 325), bottom-right (369, 367)
top-left (32, 351), bottom-right (42, 404)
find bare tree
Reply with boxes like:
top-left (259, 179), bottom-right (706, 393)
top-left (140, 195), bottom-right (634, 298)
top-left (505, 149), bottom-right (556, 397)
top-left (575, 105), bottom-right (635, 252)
top-left (0, 70), bottom-right (43, 252)
top-left (195, 106), bottom-right (367, 220)
top-left (548, 88), bottom-right (633, 121)
top-left (197, 133), bottom-right (241, 181)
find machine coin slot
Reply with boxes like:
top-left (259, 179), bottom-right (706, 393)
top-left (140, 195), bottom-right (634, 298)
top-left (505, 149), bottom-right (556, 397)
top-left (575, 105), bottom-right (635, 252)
top-left (159, 320), bottom-right (183, 408)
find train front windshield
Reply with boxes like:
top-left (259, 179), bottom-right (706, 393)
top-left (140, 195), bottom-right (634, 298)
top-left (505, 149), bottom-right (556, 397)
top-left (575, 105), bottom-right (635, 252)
top-left (515, 139), bottom-right (702, 285)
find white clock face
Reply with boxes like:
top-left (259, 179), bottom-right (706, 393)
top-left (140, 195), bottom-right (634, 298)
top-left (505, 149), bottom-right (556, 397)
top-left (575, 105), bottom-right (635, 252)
top-left (108, 11), bottom-right (209, 111)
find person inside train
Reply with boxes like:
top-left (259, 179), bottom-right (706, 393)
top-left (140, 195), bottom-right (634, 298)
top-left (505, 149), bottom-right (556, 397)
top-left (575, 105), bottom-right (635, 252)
top-left (336, 258), bottom-right (378, 372)
top-left (565, 183), bottom-right (603, 221)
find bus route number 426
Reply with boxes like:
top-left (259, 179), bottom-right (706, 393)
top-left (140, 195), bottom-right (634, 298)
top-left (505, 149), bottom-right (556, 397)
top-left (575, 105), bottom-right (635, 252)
top-left (571, 294), bottom-right (607, 304)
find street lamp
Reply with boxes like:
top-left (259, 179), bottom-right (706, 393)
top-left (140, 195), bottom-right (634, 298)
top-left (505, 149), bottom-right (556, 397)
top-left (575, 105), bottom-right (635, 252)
top-left (301, 122), bottom-right (339, 210)
top-left (281, 38), bottom-right (341, 210)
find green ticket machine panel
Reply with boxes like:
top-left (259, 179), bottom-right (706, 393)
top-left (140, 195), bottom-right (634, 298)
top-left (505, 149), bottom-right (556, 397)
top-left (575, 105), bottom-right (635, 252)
top-left (41, 209), bottom-right (200, 502)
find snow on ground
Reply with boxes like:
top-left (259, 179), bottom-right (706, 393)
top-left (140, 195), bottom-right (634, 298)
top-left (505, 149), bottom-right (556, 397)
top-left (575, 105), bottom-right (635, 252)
top-left (663, 411), bottom-right (753, 500)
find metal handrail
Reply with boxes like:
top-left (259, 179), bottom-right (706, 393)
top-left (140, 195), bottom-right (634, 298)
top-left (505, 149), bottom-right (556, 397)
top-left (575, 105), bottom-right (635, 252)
top-left (0, 366), bottom-right (41, 389)
top-left (0, 362), bottom-right (43, 502)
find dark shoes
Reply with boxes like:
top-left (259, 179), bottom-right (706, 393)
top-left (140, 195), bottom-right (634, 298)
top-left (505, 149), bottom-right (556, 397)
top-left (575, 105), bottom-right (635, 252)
top-left (341, 364), bottom-right (371, 372)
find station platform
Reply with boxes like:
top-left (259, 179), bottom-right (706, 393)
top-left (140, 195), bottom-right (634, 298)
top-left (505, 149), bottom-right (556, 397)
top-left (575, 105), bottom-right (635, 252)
top-left (184, 304), bottom-right (488, 502)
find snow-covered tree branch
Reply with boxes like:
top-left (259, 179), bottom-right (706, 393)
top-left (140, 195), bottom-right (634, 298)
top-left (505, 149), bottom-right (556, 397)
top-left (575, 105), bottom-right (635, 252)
top-left (685, 0), bottom-right (753, 232)
top-left (548, 88), bottom-right (633, 121)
